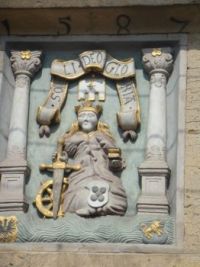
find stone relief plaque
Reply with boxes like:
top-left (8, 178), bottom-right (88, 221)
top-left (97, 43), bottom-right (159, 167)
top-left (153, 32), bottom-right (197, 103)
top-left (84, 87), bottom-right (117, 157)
top-left (0, 36), bottom-right (186, 248)
top-left (36, 50), bottom-right (140, 141)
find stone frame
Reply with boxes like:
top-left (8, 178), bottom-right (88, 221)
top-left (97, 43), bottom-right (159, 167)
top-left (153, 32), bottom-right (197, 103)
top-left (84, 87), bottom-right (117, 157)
top-left (0, 34), bottom-right (186, 251)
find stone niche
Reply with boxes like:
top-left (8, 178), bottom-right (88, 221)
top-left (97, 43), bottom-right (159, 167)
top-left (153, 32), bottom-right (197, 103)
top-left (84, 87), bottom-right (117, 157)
top-left (0, 34), bottom-right (186, 251)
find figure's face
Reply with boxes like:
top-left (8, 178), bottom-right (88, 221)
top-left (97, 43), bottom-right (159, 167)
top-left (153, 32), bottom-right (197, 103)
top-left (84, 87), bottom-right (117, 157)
top-left (78, 111), bottom-right (98, 133)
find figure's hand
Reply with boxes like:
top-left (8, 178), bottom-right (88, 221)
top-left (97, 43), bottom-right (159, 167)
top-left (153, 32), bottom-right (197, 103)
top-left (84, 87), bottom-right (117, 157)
top-left (52, 151), bottom-right (68, 162)
top-left (65, 143), bottom-right (78, 157)
top-left (52, 152), bottom-right (57, 162)
top-left (59, 151), bottom-right (68, 162)
top-left (95, 133), bottom-right (115, 152)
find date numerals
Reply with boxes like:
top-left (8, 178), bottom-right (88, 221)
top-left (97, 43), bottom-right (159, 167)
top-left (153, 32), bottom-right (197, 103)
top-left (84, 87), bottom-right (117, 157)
top-left (57, 16), bottom-right (71, 35)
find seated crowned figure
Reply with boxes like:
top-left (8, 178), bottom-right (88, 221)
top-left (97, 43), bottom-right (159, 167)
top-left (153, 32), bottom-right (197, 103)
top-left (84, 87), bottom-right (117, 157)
top-left (60, 101), bottom-right (127, 217)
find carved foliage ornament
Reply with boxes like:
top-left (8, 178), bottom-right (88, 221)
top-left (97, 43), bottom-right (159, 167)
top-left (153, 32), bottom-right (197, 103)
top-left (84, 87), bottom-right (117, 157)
top-left (10, 50), bottom-right (42, 77)
top-left (140, 220), bottom-right (163, 239)
top-left (37, 50), bottom-right (140, 141)
top-left (143, 48), bottom-right (173, 77)
top-left (0, 216), bottom-right (18, 242)
top-left (140, 220), bottom-right (168, 244)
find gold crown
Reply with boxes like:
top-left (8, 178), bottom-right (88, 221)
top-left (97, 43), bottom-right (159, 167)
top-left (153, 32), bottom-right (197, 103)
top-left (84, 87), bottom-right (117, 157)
top-left (75, 101), bottom-right (102, 115)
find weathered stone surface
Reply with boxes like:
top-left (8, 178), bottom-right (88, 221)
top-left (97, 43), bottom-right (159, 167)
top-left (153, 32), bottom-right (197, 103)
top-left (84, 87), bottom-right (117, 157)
top-left (184, 34), bottom-right (200, 251)
top-left (0, 0), bottom-right (200, 8)
top-left (0, 6), bottom-right (200, 35)
top-left (0, 252), bottom-right (200, 267)
top-left (0, 253), bottom-right (29, 267)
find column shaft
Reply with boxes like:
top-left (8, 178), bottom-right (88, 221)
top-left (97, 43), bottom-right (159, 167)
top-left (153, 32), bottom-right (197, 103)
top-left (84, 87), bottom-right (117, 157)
top-left (7, 74), bottom-right (30, 159)
top-left (146, 73), bottom-right (167, 161)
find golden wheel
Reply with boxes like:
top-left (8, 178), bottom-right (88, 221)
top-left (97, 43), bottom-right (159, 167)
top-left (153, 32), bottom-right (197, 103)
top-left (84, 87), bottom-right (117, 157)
top-left (35, 178), bottom-right (68, 218)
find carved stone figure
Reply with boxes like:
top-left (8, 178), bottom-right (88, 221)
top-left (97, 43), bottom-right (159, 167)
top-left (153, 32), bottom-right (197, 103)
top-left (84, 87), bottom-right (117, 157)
top-left (37, 50), bottom-right (140, 141)
top-left (57, 102), bottom-right (127, 217)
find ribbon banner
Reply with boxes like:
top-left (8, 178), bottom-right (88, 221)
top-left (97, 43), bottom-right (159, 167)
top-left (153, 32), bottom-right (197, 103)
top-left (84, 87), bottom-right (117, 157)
top-left (37, 50), bottom-right (140, 141)
top-left (117, 79), bottom-right (140, 141)
top-left (37, 77), bottom-right (68, 137)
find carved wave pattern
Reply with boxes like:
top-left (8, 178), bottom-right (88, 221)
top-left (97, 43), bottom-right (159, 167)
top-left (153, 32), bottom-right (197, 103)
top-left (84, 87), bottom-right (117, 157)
top-left (17, 213), bottom-right (174, 243)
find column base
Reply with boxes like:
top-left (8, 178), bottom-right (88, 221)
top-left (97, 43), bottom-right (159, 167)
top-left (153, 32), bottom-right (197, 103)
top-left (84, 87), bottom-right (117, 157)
top-left (137, 160), bottom-right (170, 214)
top-left (0, 200), bottom-right (28, 212)
top-left (137, 195), bottom-right (169, 214)
top-left (0, 158), bottom-right (29, 212)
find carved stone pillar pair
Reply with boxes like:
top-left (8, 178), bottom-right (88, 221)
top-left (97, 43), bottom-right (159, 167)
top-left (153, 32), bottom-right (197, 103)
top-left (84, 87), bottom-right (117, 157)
top-left (0, 51), bottom-right (41, 211)
top-left (0, 48), bottom-right (173, 215)
top-left (137, 48), bottom-right (173, 214)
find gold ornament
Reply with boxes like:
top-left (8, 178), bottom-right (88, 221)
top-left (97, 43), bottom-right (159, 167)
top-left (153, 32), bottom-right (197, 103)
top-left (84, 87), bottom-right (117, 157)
top-left (75, 101), bottom-right (102, 115)
top-left (20, 50), bottom-right (32, 60)
top-left (0, 216), bottom-right (18, 242)
top-left (140, 221), bottom-right (163, 239)
top-left (34, 178), bottom-right (68, 218)
top-left (152, 48), bottom-right (162, 57)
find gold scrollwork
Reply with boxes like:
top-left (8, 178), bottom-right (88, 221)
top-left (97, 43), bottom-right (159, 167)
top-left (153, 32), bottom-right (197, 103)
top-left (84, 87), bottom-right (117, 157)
top-left (152, 48), bottom-right (162, 57)
top-left (0, 216), bottom-right (18, 242)
top-left (34, 178), bottom-right (68, 218)
top-left (20, 50), bottom-right (32, 60)
top-left (140, 220), bottom-right (163, 239)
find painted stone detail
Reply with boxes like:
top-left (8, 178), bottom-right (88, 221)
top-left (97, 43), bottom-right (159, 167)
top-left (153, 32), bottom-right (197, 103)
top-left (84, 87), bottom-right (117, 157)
top-left (0, 44), bottom-right (179, 245)
top-left (0, 216), bottom-right (18, 242)
top-left (10, 50), bottom-right (42, 77)
top-left (34, 178), bottom-right (68, 218)
top-left (78, 76), bottom-right (105, 101)
top-left (37, 50), bottom-right (140, 141)
top-left (35, 101), bottom-right (127, 218)
top-left (140, 220), bottom-right (168, 244)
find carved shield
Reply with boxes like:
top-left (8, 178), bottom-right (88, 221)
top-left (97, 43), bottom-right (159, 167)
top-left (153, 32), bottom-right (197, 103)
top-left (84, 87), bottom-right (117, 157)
top-left (86, 181), bottom-right (109, 208)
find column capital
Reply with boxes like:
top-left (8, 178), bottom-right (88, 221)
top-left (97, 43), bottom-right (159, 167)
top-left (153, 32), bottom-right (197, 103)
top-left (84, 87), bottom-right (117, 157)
top-left (10, 50), bottom-right (42, 77)
top-left (142, 48), bottom-right (173, 77)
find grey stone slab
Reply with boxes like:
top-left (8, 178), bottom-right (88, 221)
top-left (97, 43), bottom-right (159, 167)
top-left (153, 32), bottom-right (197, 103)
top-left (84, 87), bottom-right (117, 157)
top-left (0, 0), bottom-right (200, 8)
top-left (0, 253), bottom-right (30, 267)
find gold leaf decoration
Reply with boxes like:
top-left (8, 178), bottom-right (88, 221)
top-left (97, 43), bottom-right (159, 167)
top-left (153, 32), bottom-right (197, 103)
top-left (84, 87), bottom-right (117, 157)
top-left (140, 220), bottom-right (163, 239)
top-left (0, 216), bottom-right (18, 242)
top-left (152, 48), bottom-right (162, 57)
top-left (20, 50), bottom-right (32, 60)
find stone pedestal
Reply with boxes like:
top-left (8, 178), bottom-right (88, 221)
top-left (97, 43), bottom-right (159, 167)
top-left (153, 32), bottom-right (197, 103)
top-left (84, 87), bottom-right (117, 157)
top-left (137, 48), bottom-right (173, 214)
top-left (0, 50), bottom-right (41, 212)
top-left (0, 160), bottom-right (29, 211)
top-left (137, 161), bottom-right (170, 214)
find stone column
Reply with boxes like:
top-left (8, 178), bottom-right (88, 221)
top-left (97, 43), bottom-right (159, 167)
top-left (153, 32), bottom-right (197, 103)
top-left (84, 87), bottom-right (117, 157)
top-left (137, 48), bottom-right (173, 214)
top-left (0, 50), bottom-right (42, 212)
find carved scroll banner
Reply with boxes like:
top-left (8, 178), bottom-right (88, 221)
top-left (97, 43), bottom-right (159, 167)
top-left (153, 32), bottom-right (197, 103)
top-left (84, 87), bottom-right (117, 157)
top-left (37, 50), bottom-right (140, 141)
top-left (37, 77), bottom-right (68, 137)
top-left (117, 79), bottom-right (140, 141)
top-left (51, 59), bottom-right (85, 79)
top-left (79, 50), bottom-right (106, 72)
top-left (103, 55), bottom-right (135, 80)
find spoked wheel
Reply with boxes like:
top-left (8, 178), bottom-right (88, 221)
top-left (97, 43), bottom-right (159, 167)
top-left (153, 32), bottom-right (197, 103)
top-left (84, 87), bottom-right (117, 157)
top-left (35, 178), bottom-right (68, 218)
